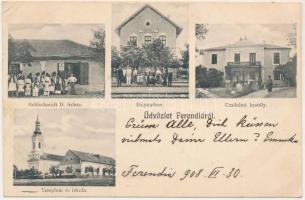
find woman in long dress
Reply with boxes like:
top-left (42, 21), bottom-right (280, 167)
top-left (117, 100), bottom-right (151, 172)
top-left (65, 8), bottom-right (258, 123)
top-left (54, 75), bottom-right (63, 95)
top-left (8, 74), bottom-right (17, 97)
top-left (32, 81), bottom-right (39, 97)
top-left (17, 76), bottom-right (25, 97)
top-left (44, 73), bottom-right (51, 96)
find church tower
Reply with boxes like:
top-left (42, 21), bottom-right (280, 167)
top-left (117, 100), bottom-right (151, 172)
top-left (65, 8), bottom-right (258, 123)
top-left (28, 115), bottom-right (44, 170)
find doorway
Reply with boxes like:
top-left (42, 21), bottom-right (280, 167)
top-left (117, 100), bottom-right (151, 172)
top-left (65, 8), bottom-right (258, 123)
top-left (64, 62), bottom-right (89, 85)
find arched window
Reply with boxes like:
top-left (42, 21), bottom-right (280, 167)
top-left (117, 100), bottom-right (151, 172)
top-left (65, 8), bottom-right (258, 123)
top-left (159, 35), bottom-right (167, 46)
top-left (144, 35), bottom-right (152, 45)
top-left (129, 36), bottom-right (137, 46)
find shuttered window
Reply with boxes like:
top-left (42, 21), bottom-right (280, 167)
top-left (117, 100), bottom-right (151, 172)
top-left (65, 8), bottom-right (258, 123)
top-left (234, 53), bottom-right (240, 63)
top-left (274, 52), bottom-right (280, 64)
top-left (211, 54), bottom-right (217, 64)
top-left (249, 53), bottom-right (256, 64)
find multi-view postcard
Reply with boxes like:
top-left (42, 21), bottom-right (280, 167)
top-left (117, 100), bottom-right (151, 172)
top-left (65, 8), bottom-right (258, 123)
top-left (1, 1), bottom-right (303, 198)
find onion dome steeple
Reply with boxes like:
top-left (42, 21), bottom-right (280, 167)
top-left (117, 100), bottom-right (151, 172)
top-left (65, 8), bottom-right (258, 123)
top-left (34, 115), bottom-right (41, 135)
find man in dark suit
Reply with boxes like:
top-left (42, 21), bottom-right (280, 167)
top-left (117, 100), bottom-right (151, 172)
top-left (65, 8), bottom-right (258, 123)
top-left (117, 67), bottom-right (123, 86)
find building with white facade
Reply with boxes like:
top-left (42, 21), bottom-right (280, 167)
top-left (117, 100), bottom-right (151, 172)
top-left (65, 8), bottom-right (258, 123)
top-left (198, 38), bottom-right (291, 86)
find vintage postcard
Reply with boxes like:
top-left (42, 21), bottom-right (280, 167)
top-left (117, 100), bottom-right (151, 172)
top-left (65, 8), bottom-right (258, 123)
top-left (2, 1), bottom-right (303, 198)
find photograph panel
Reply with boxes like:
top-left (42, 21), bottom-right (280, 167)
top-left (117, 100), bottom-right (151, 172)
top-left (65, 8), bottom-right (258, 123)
top-left (111, 3), bottom-right (189, 98)
top-left (195, 24), bottom-right (297, 98)
top-left (13, 109), bottom-right (115, 186)
top-left (8, 24), bottom-right (105, 98)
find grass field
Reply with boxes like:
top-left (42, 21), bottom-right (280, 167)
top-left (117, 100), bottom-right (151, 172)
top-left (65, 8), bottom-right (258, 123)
top-left (14, 176), bottom-right (115, 186)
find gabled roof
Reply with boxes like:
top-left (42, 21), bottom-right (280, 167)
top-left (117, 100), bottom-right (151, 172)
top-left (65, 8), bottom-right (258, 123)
top-left (115, 4), bottom-right (183, 37)
top-left (204, 38), bottom-right (291, 51)
top-left (40, 153), bottom-right (64, 161)
top-left (12, 39), bottom-right (97, 60)
top-left (69, 150), bottom-right (115, 166)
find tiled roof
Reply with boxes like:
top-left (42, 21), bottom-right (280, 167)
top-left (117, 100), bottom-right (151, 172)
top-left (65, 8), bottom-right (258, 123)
top-left (13, 39), bottom-right (97, 59)
top-left (116, 4), bottom-right (183, 36)
top-left (69, 150), bottom-right (115, 165)
top-left (204, 39), bottom-right (291, 51)
top-left (40, 153), bottom-right (64, 161)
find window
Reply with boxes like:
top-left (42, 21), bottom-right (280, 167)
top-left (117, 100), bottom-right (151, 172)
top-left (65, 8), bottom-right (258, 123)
top-left (159, 35), bottom-right (166, 46)
top-left (249, 53), bottom-right (256, 64)
top-left (144, 35), bottom-right (152, 45)
top-left (9, 63), bottom-right (21, 74)
top-left (234, 53), bottom-right (240, 63)
top-left (38, 142), bottom-right (41, 148)
top-left (250, 71), bottom-right (256, 80)
top-left (274, 52), bottom-right (280, 64)
top-left (57, 63), bottom-right (64, 71)
top-left (211, 54), bottom-right (217, 64)
top-left (129, 36), bottom-right (137, 46)
top-left (274, 70), bottom-right (281, 80)
top-left (33, 143), bottom-right (35, 149)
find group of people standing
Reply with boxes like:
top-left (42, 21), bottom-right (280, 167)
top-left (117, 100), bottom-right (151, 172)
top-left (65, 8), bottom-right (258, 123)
top-left (8, 71), bottom-right (78, 97)
top-left (116, 66), bottom-right (174, 87)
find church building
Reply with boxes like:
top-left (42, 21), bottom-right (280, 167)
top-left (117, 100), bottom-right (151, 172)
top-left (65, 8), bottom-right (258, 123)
top-left (27, 116), bottom-right (64, 174)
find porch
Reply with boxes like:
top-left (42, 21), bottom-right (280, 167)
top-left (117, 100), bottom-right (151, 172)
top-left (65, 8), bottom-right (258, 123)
top-left (225, 61), bottom-right (262, 86)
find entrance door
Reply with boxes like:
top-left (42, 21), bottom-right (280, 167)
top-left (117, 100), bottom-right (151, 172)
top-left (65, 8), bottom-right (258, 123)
top-left (64, 62), bottom-right (81, 84)
top-left (80, 63), bottom-right (89, 85)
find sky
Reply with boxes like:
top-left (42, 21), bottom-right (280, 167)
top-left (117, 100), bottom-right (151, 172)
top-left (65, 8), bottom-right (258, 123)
top-left (13, 109), bottom-right (115, 169)
top-left (196, 24), bottom-right (295, 50)
top-left (112, 2), bottom-right (189, 52)
top-left (9, 24), bottom-right (104, 46)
